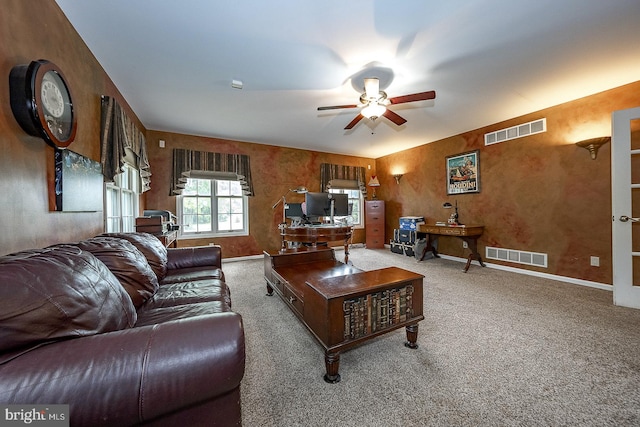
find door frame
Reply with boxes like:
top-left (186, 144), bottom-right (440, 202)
top-left (612, 106), bottom-right (640, 308)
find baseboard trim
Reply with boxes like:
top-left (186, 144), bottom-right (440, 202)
top-left (437, 254), bottom-right (612, 291)
top-left (223, 254), bottom-right (263, 263)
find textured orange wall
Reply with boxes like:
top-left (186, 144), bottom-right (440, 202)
top-left (144, 131), bottom-right (375, 257)
top-left (376, 81), bottom-right (640, 284)
top-left (0, 0), bottom-right (142, 255)
top-left (1, 0), bottom-right (638, 289)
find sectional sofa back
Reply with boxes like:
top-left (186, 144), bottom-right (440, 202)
top-left (0, 233), bottom-right (168, 363)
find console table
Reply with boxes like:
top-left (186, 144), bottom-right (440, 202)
top-left (264, 248), bottom-right (424, 383)
top-left (280, 225), bottom-right (352, 263)
top-left (417, 224), bottom-right (485, 272)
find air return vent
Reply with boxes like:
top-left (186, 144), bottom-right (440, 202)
top-left (485, 246), bottom-right (547, 268)
top-left (484, 118), bottom-right (546, 146)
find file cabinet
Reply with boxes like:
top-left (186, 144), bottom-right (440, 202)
top-left (365, 200), bottom-right (385, 249)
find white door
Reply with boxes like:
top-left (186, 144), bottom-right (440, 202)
top-left (612, 106), bottom-right (640, 308)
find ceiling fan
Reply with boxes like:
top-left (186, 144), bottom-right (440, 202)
top-left (318, 77), bottom-right (436, 130)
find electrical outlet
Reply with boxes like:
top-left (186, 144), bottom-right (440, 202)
top-left (462, 241), bottom-right (468, 249)
top-left (590, 256), bottom-right (600, 267)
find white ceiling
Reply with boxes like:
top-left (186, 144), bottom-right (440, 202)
top-left (55, 0), bottom-right (640, 159)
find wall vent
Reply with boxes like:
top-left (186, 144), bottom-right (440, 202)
top-left (485, 246), bottom-right (547, 268)
top-left (484, 118), bottom-right (546, 146)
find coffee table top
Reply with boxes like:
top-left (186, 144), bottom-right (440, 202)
top-left (306, 267), bottom-right (424, 299)
top-left (276, 260), bottom-right (361, 286)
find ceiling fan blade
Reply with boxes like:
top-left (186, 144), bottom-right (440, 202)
top-left (317, 104), bottom-right (359, 111)
top-left (389, 90), bottom-right (436, 105)
top-left (344, 114), bottom-right (364, 130)
top-left (382, 109), bottom-right (407, 126)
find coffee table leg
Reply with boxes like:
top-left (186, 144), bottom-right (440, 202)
top-left (404, 324), bottom-right (419, 349)
top-left (265, 281), bottom-right (273, 296)
top-left (324, 351), bottom-right (341, 383)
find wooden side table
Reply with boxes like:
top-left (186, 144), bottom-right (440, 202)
top-left (417, 224), bottom-right (485, 272)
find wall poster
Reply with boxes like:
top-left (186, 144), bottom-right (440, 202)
top-left (446, 150), bottom-right (480, 195)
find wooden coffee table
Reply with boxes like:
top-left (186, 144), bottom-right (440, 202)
top-left (264, 248), bottom-right (424, 383)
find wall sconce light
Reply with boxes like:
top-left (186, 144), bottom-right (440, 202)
top-left (368, 175), bottom-right (381, 199)
top-left (575, 136), bottom-right (611, 160)
top-left (393, 174), bottom-right (403, 184)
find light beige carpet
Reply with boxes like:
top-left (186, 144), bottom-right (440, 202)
top-left (222, 247), bottom-right (640, 427)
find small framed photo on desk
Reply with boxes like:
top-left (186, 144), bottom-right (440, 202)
top-left (446, 150), bottom-right (480, 195)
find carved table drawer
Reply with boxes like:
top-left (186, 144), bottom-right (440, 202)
top-left (283, 285), bottom-right (304, 317)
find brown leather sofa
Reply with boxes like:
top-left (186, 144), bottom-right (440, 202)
top-left (0, 232), bottom-right (245, 426)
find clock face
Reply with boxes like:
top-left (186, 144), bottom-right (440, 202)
top-left (38, 68), bottom-right (74, 144)
top-left (41, 72), bottom-right (65, 118)
top-left (9, 60), bottom-right (77, 148)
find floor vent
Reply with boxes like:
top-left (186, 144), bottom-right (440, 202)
top-left (484, 118), bottom-right (546, 146)
top-left (485, 246), bottom-right (547, 268)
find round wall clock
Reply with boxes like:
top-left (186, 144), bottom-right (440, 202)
top-left (9, 59), bottom-right (77, 148)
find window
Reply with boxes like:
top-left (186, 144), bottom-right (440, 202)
top-left (328, 187), bottom-right (363, 227)
top-left (178, 178), bottom-right (248, 238)
top-left (105, 163), bottom-right (139, 232)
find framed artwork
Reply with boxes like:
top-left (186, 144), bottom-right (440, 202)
top-left (52, 149), bottom-right (103, 212)
top-left (446, 150), bottom-right (480, 195)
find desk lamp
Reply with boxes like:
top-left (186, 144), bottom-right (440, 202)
top-left (443, 201), bottom-right (460, 225)
top-left (272, 186), bottom-right (308, 225)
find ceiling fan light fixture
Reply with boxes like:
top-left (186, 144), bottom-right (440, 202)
top-left (361, 102), bottom-right (386, 120)
top-left (317, 75), bottom-right (434, 129)
top-left (363, 77), bottom-right (380, 99)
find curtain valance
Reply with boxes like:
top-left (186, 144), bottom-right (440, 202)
top-left (171, 148), bottom-right (254, 196)
top-left (100, 96), bottom-right (151, 192)
top-left (320, 163), bottom-right (367, 196)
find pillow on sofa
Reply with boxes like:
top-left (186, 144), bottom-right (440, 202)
top-left (0, 245), bottom-right (137, 354)
top-left (76, 236), bottom-right (160, 307)
top-left (101, 232), bottom-right (168, 281)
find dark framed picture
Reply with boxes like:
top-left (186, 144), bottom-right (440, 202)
top-left (446, 150), bottom-right (480, 195)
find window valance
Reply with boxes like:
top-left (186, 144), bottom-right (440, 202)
top-left (320, 163), bottom-right (367, 196)
top-left (100, 96), bottom-right (151, 192)
top-left (171, 148), bottom-right (254, 196)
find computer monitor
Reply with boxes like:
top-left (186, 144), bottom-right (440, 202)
top-left (332, 193), bottom-right (349, 216)
top-left (304, 192), bottom-right (349, 217)
top-left (285, 203), bottom-right (304, 218)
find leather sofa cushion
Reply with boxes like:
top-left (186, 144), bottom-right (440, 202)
top-left (162, 267), bottom-right (225, 285)
top-left (165, 245), bottom-right (221, 271)
top-left (0, 312), bottom-right (244, 425)
top-left (142, 279), bottom-right (231, 310)
top-left (0, 245), bottom-right (137, 354)
top-left (101, 232), bottom-right (168, 281)
top-left (76, 237), bottom-right (159, 308)
top-left (135, 301), bottom-right (230, 327)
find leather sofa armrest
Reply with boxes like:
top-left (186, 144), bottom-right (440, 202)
top-left (0, 312), bottom-right (244, 426)
top-left (166, 245), bottom-right (222, 270)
